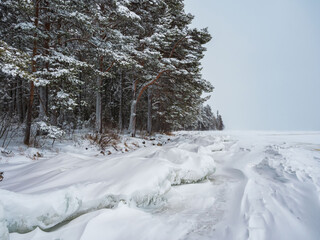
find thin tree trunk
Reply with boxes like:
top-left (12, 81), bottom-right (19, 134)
top-left (24, 0), bottom-right (39, 145)
top-left (22, 90), bottom-right (26, 122)
top-left (95, 57), bottom-right (103, 133)
top-left (50, 17), bottom-right (61, 126)
top-left (78, 58), bottom-right (83, 128)
top-left (17, 39), bottom-right (24, 123)
top-left (129, 70), bottom-right (168, 137)
top-left (129, 37), bottom-right (185, 135)
top-left (39, 11), bottom-right (50, 120)
top-left (16, 78), bottom-right (21, 121)
top-left (39, 87), bottom-right (46, 120)
top-left (118, 71), bottom-right (123, 133)
top-left (24, 81), bottom-right (35, 145)
top-left (16, 77), bottom-right (24, 123)
top-left (95, 59), bottom-right (115, 133)
top-left (13, 89), bottom-right (16, 114)
top-left (129, 80), bottom-right (137, 137)
top-left (95, 78), bottom-right (102, 133)
top-left (95, 4), bottom-right (106, 133)
top-left (9, 89), bottom-right (14, 118)
top-left (147, 87), bottom-right (152, 135)
top-left (129, 100), bottom-right (137, 137)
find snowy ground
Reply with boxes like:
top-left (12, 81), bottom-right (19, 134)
top-left (1, 131), bottom-right (320, 240)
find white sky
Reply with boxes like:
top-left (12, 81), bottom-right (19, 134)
top-left (184, 0), bottom-right (320, 131)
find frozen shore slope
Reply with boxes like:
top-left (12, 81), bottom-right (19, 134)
top-left (1, 131), bottom-right (320, 240)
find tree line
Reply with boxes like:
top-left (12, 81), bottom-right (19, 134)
top-left (0, 0), bottom-right (224, 145)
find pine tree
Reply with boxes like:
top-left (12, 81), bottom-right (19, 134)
top-left (0, 0), bottom-right (218, 142)
top-left (216, 111), bottom-right (225, 131)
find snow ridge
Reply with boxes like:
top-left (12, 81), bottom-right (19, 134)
top-left (0, 133), bottom-right (218, 235)
top-left (2, 131), bottom-right (320, 240)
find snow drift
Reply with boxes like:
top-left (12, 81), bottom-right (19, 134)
top-left (1, 131), bottom-right (320, 240)
top-left (0, 133), bottom-right (217, 234)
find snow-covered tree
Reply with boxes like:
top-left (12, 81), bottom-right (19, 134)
top-left (0, 0), bottom-right (218, 143)
top-left (216, 111), bottom-right (225, 131)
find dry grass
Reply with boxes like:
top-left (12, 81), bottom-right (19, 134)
top-left (84, 132), bottom-right (120, 151)
top-left (164, 132), bottom-right (175, 136)
top-left (131, 142), bottom-right (139, 148)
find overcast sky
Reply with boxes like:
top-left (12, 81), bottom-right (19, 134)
top-left (184, 0), bottom-right (320, 131)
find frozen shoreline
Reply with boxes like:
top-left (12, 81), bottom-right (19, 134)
top-left (1, 131), bottom-right (320, 240)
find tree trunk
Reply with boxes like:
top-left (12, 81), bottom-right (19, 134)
top-left (95, 57), bottom-right (103, 133)
top-left (16, 77), bottom-right (23, 123)
top-left (24, 0), bottom-right (39, 145)
top-left (24, 85), bottom-right (35, 145)
top-left (22, 91), bottom-right (26, 122)
top-left (95, 77), bottom-right (102, 133)
top-left (50, 17), bottom-right (61, 127)
top-left (95, 5), bottom-right (107, 133)
top-left (129, 80), bottom-right (137, 137)
top-left (118, 71), bottom-right (123, 133)
top-left (39, 12), bottom-right (50, 121)
top-left (147, 87), bottom-right (152, 135)
top-left (39, 86), bottom-right (46, 120)
top-left (9, 89), bottom-right (14, 118)
top-left (129, 100), bottom-right (137, 137)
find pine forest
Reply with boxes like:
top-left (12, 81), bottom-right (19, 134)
top-left (0, 0), bottom-right (224, 146)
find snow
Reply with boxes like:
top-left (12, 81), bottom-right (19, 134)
top-left (116, 3), bottom-right (141, 20)
top-left (1, 131), bottom-right (320, 239)
top-left (36, 122), bottom-right (65, 139)
top-left (14, 22), bottom-right (35, 31)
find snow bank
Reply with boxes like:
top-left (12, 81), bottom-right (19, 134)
top-left (0, 204), bottom-right (9, 240)
top-left (0, 133), bottom-right (218, 234)
top-left (10, 203), bottom-right (189, 240)
top-left (4, 131), bottom-right (319, 240)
